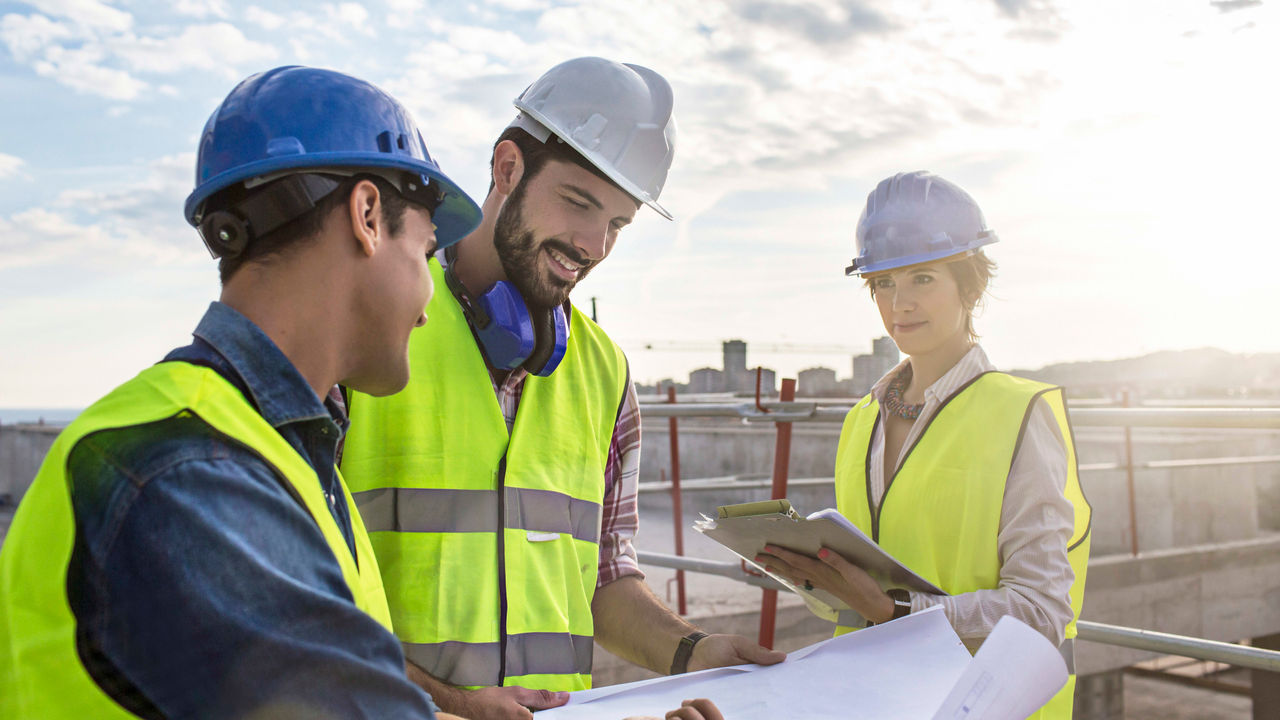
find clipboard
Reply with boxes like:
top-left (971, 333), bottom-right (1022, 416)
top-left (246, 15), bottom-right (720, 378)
top-left (695, 499), bottom-right (944, 623)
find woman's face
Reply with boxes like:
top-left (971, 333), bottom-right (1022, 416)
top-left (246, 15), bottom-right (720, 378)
top-left (869, 262), bottom-right (971, 359)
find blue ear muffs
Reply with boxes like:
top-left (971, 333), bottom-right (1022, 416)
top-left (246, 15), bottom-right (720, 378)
top-left (443, 261), bottom-right (569, 376)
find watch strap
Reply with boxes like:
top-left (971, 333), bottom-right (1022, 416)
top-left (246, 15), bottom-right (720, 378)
top-left (669, 631), bottom-right (710, 675)
top-left (888, 588), bottom-right (912, 620)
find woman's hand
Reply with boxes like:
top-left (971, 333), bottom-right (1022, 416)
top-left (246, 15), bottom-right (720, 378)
top-left (755, 545), bottom-right (896, 624)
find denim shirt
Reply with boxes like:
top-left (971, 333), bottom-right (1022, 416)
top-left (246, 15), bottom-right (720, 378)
top-left (65, 302), bottom-right (437, 719)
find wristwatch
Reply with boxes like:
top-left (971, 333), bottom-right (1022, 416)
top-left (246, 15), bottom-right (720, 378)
top-left (669, 631), bottom-right (710, 675)
top-left (887, 588), bottom-right (912, 621)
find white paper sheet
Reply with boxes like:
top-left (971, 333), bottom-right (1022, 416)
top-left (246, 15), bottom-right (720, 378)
top-left (930, 616), bottom-right (1068, 720)
top-left (538, 609), bottom-right (1068, 720)
top-left (538, 606), bottom-right (972, 719)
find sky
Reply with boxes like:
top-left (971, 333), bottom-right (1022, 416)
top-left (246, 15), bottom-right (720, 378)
top-left (0, 0), bottom-right (1277, 408)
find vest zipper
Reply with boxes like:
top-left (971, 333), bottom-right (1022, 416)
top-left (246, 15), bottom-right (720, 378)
top-left (496, 454), bottom-right (509, 685)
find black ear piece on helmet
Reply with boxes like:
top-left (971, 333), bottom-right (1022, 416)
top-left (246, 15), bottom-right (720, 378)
top-left (199, 210), bottom-right (251, 259)
top-left (195, 173), bottom-right (344, 259)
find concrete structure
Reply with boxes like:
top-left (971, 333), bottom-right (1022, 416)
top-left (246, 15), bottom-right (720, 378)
top-left (796, 367), bottom-right (838, 397)
top-left (0, 424), bottom-right (58, 506)
top-left (849, 335), bottom-right (900, 396)
top-left (688, 367), bottom-right (724, 394)
top-left (872, 335), bottom-right (898, 362)
top-left (722, 339), bottom-right (747, 378)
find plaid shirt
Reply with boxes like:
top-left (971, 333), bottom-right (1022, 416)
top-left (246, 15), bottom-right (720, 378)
top-left (491, 363), bottom-right (643, 587)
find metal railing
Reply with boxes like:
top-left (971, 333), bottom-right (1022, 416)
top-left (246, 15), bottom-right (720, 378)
top-left (638, 550), bottom-right (1280, 673)
top-left (639, 400), bottom-right (1280, 429)
top-left (638, 380), bottom-right (1280, 671)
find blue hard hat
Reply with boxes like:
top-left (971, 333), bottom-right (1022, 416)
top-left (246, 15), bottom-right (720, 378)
top-left (184, 66), bottom-right (481, 248)
top-left (846, 171), bottom-right (998, 276)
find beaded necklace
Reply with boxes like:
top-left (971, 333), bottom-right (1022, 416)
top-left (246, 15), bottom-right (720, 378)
top-left (883, 365), bottom-right (924, 421)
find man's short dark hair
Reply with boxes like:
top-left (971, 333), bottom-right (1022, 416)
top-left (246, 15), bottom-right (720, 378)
top-left (489, 126), bottom-right (617, 193)
top-left (213, 174), bottom-right (410, 285)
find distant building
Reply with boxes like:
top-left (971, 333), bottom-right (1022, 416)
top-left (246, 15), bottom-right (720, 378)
top-left (873, 336), bottom-right (898, 363)
top-left (797, 367), bottom-right (839, 397)
top-left (689, 367), bottom-right (725, 394)
top-left (755, 367), bottom-right (777, 396)
top-left (851, 336), bottom-right (899, 396)
top-left (723, 340), bottom-right (747, 376)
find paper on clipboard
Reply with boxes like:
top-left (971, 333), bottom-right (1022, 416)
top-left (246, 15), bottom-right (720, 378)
top-left (695, 500), bottom-right (944, 622)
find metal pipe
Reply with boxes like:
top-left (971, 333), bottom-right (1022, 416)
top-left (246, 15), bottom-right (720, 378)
top-left (638, 551), bottom-right (1280, 673)
top-left (667, 385), bottom-right (687, 616)
top-left (639, 403), bottom-right (1280, 429)
top-left (637, 551), bottom-right (788, 591)
top-left (1076, 621), bottom-right (1280, 673)
top-left (758, 378), bottom-right (797, 650)
top-left (637, 454), bottom-right (1280, 494)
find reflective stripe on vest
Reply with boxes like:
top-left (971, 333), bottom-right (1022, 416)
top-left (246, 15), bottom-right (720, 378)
top-left (353, 486), bottom-right (601, 543)
top-left (833, 372), bottom-right (1091, 720)
top-left (341, 258), bottom-right (628, 692)
top-left (401, 632), bottom-right (595, 688)
top-left (0, 362), bottom-right (391, 718)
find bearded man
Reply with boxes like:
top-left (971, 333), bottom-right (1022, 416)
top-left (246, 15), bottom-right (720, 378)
top-left (340, 57), bottom-right (784, 720)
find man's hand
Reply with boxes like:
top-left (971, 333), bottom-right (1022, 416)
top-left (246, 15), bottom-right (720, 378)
top-left (440, 685), bottom-right (568, 720)
top-left (406, 659), bottom-right (567, 719)
top-left (625, 697), bottom-right (726, 720)
top-left (687, 633), bottom-right (786, 672)
top-left (456, 685), bottom-right (569, 720)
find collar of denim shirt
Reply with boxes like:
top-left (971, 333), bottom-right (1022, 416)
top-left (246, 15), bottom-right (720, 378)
top-left (189, 302), bottom-right (337, 430)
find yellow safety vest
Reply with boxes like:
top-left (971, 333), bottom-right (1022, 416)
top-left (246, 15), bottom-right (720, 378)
top-left (834, 372), bottom-right (1091, 720)
top-left (341, 259), bottom-right (628, 692)
top-left (0, 362), bottom-right (392, 718)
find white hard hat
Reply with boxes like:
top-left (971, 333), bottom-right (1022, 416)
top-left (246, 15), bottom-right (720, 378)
top-left (508, 57), bottom-right (677, 220)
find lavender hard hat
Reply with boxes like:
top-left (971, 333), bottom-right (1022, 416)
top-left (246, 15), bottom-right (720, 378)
top-left (846, 171), bottom-right (998, 277)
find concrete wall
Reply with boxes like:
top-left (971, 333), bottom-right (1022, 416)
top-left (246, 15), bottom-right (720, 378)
top-left (1076, 534), bottom-right (1280, 675)
top-left (0, 425), bottom-right (58, 505)
top-left (642, 421), bottom-right (1280, 555)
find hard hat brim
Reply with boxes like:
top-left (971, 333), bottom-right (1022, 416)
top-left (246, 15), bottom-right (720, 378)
top-left (846, 236), bottom-right (998, 277)
top-left (184, 153), bottom-right (482, 249)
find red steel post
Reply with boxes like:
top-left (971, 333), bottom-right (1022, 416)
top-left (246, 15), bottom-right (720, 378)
top-left (1123, 389), bottom-right (1140, 556)
top-left (758, 377), bottom-right (797, 649)
top-left (667, 385), bottom-right (687, 615)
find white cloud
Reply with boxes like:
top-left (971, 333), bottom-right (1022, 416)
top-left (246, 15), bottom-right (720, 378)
top-left (33, 42), bottom-right (148, 99)
top-left (0, 153), bottom-right (23, 178)
top-left (111, 22), bottom-right (277, 75)
top-left (331, 2), bottom-right (370, 28)
top-left (0, 153), bottom-right (200, 271)
top-left (172, 0), bottom-right (231, 18)
top-left (487, 0), bottom-right (552, 10)
top-left (26, 0), bottom-right (132, 31)
top-left (0, 13), bottom-right (73, 61)
top-left (243, 5), bottom-right (286, 30)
